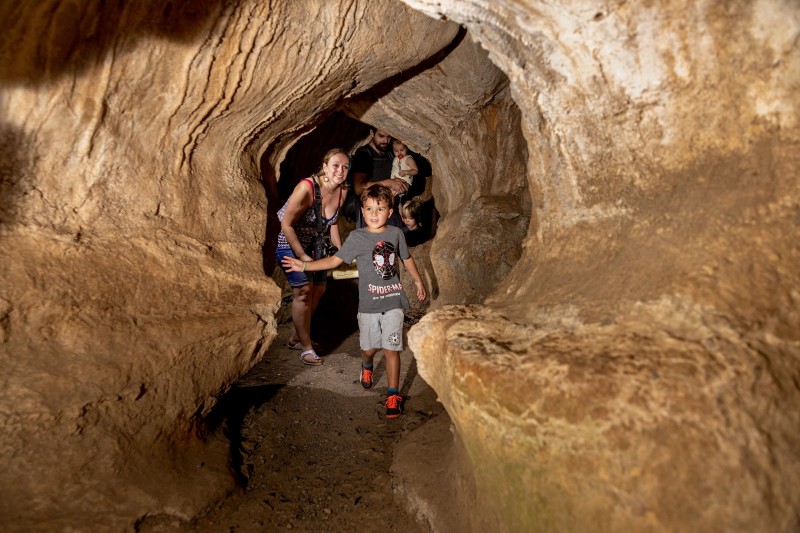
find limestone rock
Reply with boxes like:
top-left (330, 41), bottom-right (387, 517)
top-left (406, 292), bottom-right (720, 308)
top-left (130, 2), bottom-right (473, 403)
top-left (0, 0), bottom-right (459, 529)
top-left (405, 0), bottom-right (800, 531)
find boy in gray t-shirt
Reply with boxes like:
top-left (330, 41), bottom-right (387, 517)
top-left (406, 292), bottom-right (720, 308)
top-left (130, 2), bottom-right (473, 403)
top-left (282, 185), bottom-right (426, 418)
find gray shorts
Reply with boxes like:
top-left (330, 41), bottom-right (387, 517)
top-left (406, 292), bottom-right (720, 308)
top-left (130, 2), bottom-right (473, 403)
top-left (357, 308), bottom-right (405, 351)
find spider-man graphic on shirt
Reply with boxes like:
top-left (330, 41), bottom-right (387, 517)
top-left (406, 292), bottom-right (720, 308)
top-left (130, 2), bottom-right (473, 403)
top-left (372, 240), bottom-right (396, 280)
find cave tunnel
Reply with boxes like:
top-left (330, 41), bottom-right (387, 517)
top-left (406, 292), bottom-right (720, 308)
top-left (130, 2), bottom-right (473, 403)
top-left (265, 111), bottom-right (444, 285)
top-left (1, 0), bottom-right (798, 531)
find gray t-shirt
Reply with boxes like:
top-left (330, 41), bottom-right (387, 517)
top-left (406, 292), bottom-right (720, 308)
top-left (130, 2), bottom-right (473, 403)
top-left (335, 226), bottom-right (411, 313)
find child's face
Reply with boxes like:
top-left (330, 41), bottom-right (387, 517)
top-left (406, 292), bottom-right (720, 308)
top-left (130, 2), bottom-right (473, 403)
top-left (401, 210), bottom-right (417, 228)
top-left (361, 198), bottom-right (393, 232)
top-left (393, 144), bottom-right (407, 159)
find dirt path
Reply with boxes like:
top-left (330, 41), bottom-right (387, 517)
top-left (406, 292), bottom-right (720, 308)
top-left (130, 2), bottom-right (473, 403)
top-left (141, 279), bottom-right (445, 532)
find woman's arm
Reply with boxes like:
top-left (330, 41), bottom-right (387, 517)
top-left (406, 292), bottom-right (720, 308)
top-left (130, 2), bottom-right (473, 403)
top-left (280, 181), bottom-right (314, 261)
top-left (329, 189), bottom-right (346, 249)
top-left (329, 222), bottom-right (343, 249)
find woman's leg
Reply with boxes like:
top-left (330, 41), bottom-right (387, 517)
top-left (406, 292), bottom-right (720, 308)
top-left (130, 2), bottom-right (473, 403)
top-left (291, 283), bottom-right (314, 351)
top-left (278, 246), bottom-right (315, 349)
top-left (308, 283), bottom-right (326, 320)
top-left (290, 282), bottom-right (326, 346)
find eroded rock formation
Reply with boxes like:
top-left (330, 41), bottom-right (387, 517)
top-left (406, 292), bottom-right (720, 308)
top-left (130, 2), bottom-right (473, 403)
top-left (0, 1), bottom-right (460, 529)
top-left (1, 0), bottom-right (798, 531)
top-left (405, 0), bottom-right (800, 531)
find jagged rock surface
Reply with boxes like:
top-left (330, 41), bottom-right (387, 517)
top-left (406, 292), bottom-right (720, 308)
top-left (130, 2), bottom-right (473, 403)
top-left (405, 0), bottom-right (800, 531)
top-left (0, 1), bottom-right (459, 529)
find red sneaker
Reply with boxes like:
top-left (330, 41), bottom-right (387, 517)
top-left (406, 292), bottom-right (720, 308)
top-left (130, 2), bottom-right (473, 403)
top-left (385, 394), bottom-right (404, 419)
top-left (359, 367), bottom-right (373, 389)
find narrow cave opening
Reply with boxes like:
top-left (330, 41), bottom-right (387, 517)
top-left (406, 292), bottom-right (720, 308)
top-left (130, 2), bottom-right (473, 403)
top-left (262, 110), bottom-right (441, 283)
top-left (200, 22), bottom-right (528, 531)
top-left (258, 108), bottom-right (441, 358)
top-left (200, 108), bottom-right (451, 531)
top-left (255, 25), bottom-right (527, 311)
top-left (274, 111), bottom-right (438, 240)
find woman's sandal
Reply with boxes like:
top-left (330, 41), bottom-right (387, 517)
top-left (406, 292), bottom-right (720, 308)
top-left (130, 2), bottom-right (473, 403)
top-left (287, 341), bottom-right (321, 351)
top-left (300, 350), bottom-right (323, 366)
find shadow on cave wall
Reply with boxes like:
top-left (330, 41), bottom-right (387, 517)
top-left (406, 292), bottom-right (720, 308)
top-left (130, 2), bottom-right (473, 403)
top-left (0, 0), bottom-right (226, 84)
top-left (203, 382), bottom-right (285, 487)
top-left (0, 122), bottom-right (32, 227)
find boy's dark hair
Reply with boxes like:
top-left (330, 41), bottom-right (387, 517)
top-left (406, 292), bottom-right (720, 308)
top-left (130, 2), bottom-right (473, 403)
top-left (360, 185), bottom-right (393, 208)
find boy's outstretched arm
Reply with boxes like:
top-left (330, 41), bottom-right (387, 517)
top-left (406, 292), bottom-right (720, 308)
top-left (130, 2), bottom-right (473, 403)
top-left (402, 256), bottom-right (426, 302)
top-left (282, 255), bottom-right (344, 273)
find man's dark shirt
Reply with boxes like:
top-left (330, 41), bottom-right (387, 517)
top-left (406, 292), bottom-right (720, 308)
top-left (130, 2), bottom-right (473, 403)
top-left (351, 144), bottom-right (393, 183)
top-left (350, 144), bottom-right (403, 228)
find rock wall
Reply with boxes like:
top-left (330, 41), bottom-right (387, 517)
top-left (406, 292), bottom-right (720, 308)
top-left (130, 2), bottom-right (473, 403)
top-left (405, 0), bottom-right (800, 531)
top-left (0, 1), bottom-right (460, 529)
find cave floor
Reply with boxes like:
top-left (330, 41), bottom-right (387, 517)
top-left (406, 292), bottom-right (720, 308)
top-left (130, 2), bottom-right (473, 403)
top-left (140, 279), bottom-right (444, 532)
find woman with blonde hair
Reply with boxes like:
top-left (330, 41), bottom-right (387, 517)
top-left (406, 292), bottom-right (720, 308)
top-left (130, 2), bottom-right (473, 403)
top-left (275, 148), bottom-right (349, 365)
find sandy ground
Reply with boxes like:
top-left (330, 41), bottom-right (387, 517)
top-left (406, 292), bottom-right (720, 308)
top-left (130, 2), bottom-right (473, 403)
top-left (139, 278), bottom-right (448, 532)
